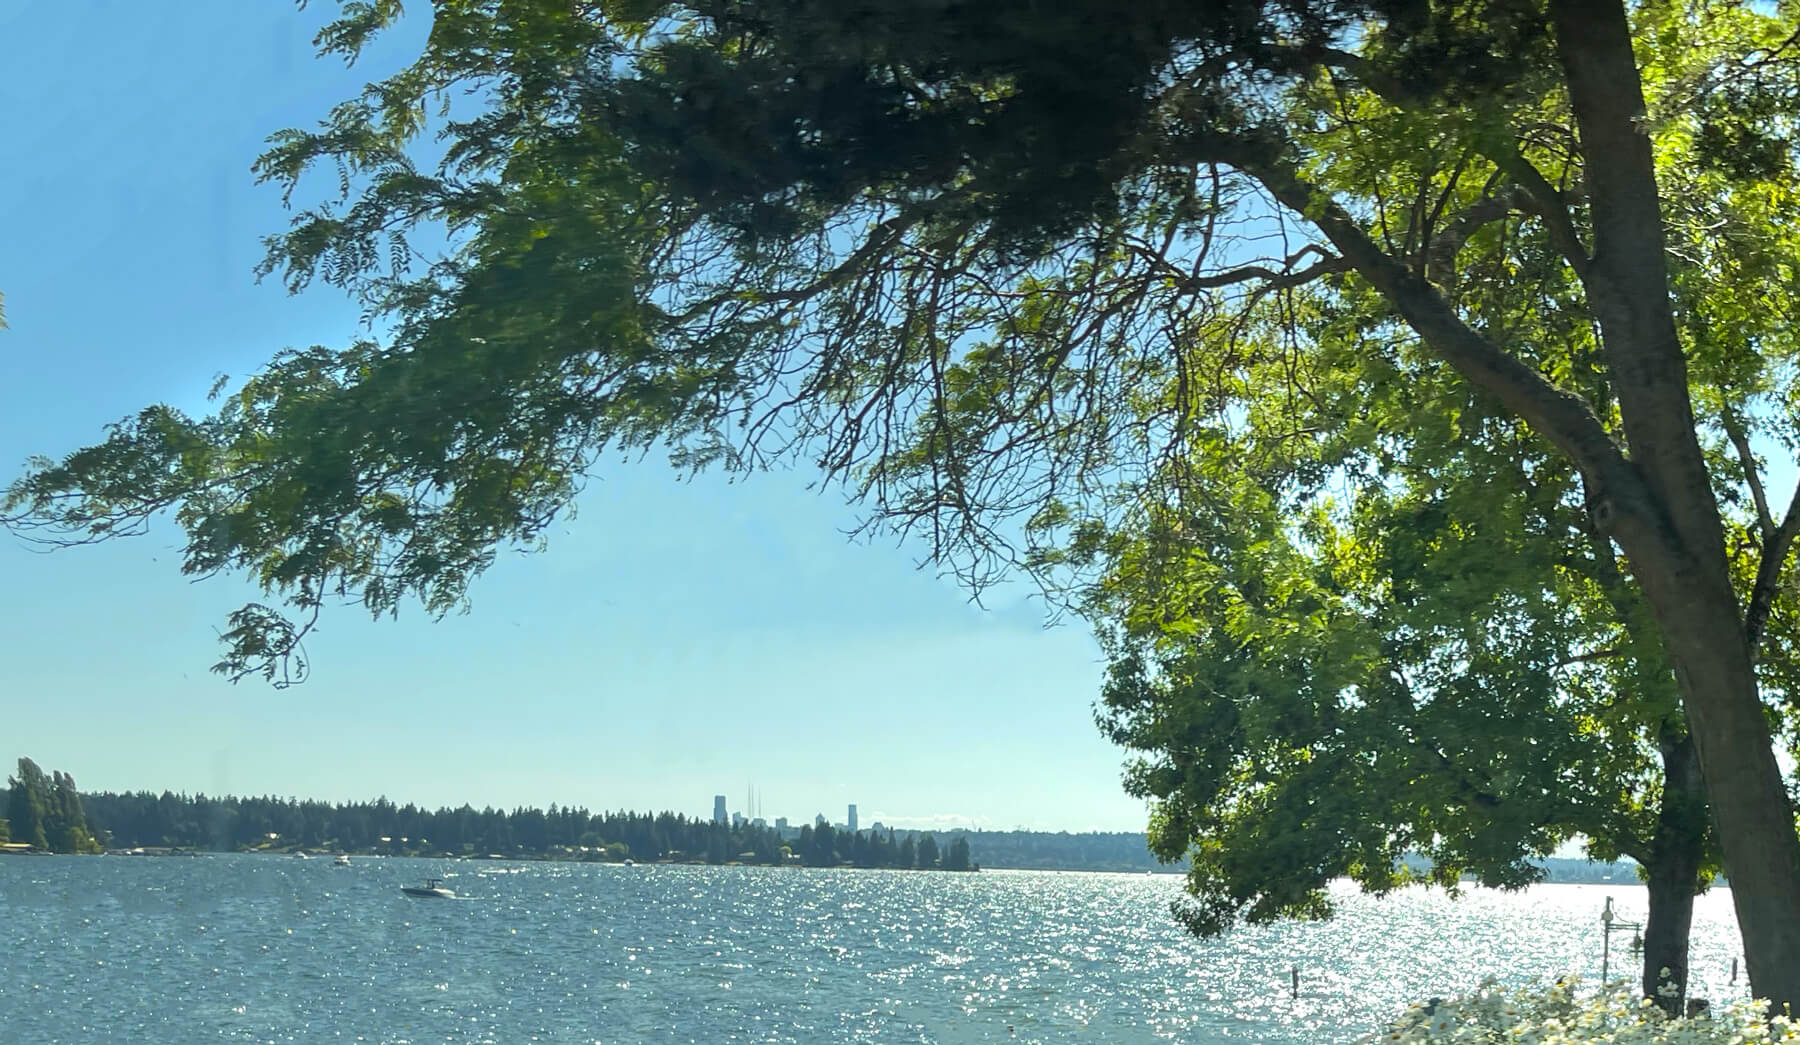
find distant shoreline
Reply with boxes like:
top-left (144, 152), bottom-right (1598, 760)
top-left (88, 845), bottom-right (985, 870)
top-left (47, 846), bottom-right (1656, 886)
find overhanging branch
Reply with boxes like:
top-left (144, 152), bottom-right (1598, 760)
top-left (1236, 156), bottom-right (1639, 518)
top-left (1131, 243), bottom-right (1346, 293)
top-left (1555, 647), bottom-right (1625, 668)
top-left (1423, 185), bottom-right (1529, 285)
top-left (1309, 46), bottom-right (1594, 280)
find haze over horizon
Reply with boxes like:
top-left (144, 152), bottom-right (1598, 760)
top-left (0, 2), bottom-right (1149, 836)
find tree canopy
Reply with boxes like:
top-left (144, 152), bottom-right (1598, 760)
top-left (1088, 346), bottom-right (1716, 999)
top-left (7, 759), bottom-right (102, 854)
top-left (1062, 18), bottom-right (1800, 995)
top-left (75, 785), bottom-right (972, 868)
top-left (11, 0), bottom-right (1800, 1004)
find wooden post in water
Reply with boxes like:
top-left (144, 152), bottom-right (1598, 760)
top-left (1598, 895), bottom-right (1640, 986)
top-left (1731, 958), bottom-right (1738, 985)
top-left (1291, 966), bottom-right (1299, 999)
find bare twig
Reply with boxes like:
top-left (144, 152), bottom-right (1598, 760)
top-left (1722, 406), bottom-right (1776, 539)
top-left (1745, 476), bottom-right (1800, 658)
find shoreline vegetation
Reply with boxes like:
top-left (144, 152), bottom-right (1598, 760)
top-left (3, 757), bottom-right (995, 870)
top-left (5, 758), bottom-right (1643, 881)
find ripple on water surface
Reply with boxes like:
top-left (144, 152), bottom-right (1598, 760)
top-left (0, 855), bottom-right (1746, 1043)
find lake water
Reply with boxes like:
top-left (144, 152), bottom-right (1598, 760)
top-left (0, 855), bottom-right (1748, 1043)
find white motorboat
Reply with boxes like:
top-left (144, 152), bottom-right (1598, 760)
top-left (401, 877), bottom-right (455, 899)
top-left (334, 854), bottom-right (351, 867)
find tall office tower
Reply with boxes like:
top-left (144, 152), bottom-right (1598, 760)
top-left (847, 804), bottom-right (858, 833)
top-left (713, 795), bottom-right (728, 825)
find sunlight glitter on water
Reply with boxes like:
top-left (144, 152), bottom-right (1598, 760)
top-left (0, 856), bottom-right (1746, 1043)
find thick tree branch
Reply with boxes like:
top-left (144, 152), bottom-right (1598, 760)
top-left (1554, 647), bottom-right (1625, 668)
top-left (1552, 0), bottom-right (1731, 579)
top-left (1487, 142), bottom-right (1594, 282)
top-left (1423, 185), bottom-right (1528, 285)
top-left (1138, 246), bottom-right (1346, 293)
top-left (1235, 157), bottom-right (1648, 534)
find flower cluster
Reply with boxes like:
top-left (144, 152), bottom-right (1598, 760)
top-left (1362, 976), bottom-right (1800, 1043)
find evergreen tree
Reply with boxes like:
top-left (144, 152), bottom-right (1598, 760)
top-left (810, 824), bottom-right (838, 867)
top-left (47, 770), bottom-right (100, 853)
top-left (7, 758), bottom-right (49, 850)
top-left (944, 837), bottom-right (972, 872)
top-left (64, 781), bottom-right (984, 871)
top-left (917, 834), bottom-right (940, 870)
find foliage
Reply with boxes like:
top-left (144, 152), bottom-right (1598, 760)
top-left (943, 836), bottom-right (974, 871)
top-left (0, 0), bottom-right (1739, 685)
top-left (1082, 245), bottom-right (1717, 940)
top-left (11, 0), bottom-right (1800, 999)
top-left (80, 786), bottom-right (973, 869)
top-left (1057, 5), bottom-right (1800, 1004)
top-left (1361, 977), bottom-right (1796, 1043)
top-left (7, 759), bottom-right (102, 853)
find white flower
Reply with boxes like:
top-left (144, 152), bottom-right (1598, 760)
top-left (1359, 981), bottom-right (1788, 1045)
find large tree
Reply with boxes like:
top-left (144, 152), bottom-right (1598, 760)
top-left (7, 758), bottom-right (50, 851)
top-left (1060, 48), bottom-right (1800, 999)
top-left (6, 758), bottom-right (101, 853)
top-left (11, 0), bottom-right (1800, 1001)
top-left (1084, 370), bottom-right (1717, 1005)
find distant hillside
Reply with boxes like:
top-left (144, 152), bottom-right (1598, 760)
top-left (929, 830), bottom-right (1184, 873)
top-left (1400, 852), bottom-right (1645, 885)
top-left (1533, 857), bottom-right (1645, 884)
top-left (935, 836), bottom-right (1647, 881)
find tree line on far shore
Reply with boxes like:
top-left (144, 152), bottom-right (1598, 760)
top-left (4, 762), bottom-right (974, 870)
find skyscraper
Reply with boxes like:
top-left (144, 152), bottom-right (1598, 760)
top-left (713, 795), bottom-right (728, 825)
top-left (847, 804), bottom-right (858, 833)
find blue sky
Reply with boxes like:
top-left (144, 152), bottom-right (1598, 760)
top-left (0, 2), bottom-right (1148, 833)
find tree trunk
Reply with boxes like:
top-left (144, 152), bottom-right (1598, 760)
top-left (1634, 587), bottom-right (1800, 1007)
top-left (1547, 0), bottom-right (1800, 1008)
top-left (1251, 0), bottom-right (1800, 1003)
top-left (1641, 732), bottom-right (1706, 1014)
